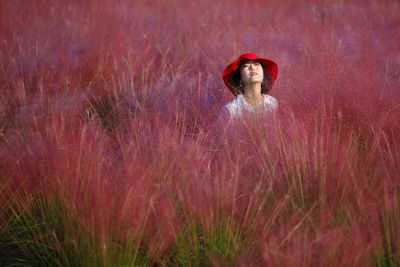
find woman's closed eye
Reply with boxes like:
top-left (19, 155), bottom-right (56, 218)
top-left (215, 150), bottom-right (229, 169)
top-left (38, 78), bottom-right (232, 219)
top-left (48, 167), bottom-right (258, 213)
top-left (242, 63), bottom-right (260, 68)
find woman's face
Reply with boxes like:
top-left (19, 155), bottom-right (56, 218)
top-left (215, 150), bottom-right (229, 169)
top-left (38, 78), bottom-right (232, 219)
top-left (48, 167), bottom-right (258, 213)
top-left (239, 60), bottom-right (264, 85)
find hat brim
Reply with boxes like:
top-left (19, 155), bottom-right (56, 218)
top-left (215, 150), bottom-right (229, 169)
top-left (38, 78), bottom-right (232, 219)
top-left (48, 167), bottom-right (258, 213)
top-left (222, 53), bottom-right (278, 96)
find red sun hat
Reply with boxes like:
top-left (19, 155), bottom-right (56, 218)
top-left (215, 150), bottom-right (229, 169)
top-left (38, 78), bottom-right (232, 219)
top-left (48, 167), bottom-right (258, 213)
top-left (222, 53), bottom-right (278, 96)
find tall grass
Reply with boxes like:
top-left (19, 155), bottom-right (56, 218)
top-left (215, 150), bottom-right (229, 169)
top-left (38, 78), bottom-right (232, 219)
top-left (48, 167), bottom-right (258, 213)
top-left (1, 0), bottom-right (399, 266)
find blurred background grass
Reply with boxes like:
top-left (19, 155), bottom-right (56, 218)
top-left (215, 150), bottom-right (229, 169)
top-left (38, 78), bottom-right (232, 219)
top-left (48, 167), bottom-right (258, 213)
top-left (0, 0), bottom-right (399, 266)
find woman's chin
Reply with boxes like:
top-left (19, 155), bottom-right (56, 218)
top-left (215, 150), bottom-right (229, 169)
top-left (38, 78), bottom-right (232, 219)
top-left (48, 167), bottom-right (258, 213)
top-left (245, 80), bottom-right (262, 85)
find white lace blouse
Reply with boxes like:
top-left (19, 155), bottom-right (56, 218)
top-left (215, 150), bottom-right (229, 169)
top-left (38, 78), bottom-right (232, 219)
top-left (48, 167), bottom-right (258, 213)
top-left (218, 94), bottom-right (278, 126)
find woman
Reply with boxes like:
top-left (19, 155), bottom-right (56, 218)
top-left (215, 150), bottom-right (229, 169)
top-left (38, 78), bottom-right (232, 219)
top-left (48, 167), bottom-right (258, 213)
top-left (218, 53), bottom-right (278, 126)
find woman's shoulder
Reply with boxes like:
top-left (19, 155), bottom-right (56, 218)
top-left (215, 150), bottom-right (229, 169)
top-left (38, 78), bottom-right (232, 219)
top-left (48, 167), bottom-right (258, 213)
top-left (218, 96), bottom-right (241, 126)
top-left (263, 94), bottom-right (278, 110)
top-left (222, 96), bottom-right (241, 113)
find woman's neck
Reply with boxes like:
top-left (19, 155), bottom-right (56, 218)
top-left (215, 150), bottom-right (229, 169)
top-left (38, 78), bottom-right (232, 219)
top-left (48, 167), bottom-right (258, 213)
top-left (243, 83), bottom-right (264, 110)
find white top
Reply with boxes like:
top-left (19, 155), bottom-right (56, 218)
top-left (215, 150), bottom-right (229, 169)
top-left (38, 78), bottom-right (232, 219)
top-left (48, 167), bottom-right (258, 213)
top-left (218, 94), bottom-right (278, 126)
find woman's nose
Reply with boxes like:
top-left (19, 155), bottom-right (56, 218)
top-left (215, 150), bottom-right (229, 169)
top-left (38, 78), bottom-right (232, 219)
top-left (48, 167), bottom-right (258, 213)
top-left (249, 65), bottom-right (254, 71)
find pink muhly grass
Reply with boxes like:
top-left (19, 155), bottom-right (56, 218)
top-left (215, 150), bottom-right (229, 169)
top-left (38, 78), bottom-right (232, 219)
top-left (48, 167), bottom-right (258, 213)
top-left (1, 0), bottom-right (400, 266)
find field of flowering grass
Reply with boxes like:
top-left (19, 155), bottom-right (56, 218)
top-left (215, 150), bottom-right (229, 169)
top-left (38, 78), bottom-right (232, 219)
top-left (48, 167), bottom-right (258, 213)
top-left (1, 0), bottom-right (399, 266)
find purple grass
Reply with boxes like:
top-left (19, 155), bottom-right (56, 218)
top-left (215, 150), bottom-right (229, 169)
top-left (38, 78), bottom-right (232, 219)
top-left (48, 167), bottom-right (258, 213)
top-left (1, 0), bottom-right (399, 265)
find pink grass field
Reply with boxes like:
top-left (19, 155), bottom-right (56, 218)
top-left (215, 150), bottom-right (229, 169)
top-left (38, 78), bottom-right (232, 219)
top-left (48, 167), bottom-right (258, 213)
top-left (1, 0), bottom-right (399, 266)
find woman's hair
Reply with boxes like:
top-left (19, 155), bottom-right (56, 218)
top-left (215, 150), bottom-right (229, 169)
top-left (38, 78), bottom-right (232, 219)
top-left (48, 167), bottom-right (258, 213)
top-left (230, 61), bottom-right (274, 95)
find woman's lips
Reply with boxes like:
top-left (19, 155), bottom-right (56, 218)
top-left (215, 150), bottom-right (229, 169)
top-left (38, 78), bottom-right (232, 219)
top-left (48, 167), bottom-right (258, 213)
top-left (250, 72), bottom-right (258, 76)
